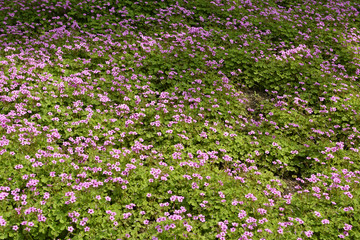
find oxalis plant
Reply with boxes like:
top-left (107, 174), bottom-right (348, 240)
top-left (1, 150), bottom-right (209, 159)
top-left (0, 0), bottom-right (360, 239)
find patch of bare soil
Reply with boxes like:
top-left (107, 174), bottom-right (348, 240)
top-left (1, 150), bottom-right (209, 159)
top-left (281, 176), bottom-right (309, 195)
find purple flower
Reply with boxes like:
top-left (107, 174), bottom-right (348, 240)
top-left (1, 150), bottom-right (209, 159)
top-left (314, 211), bottom-right (321, 217)
top-left (344, 224), bottom-right (352, 231)
top-left (321, 219), bottom-right (330, 224)
top-left (238, 210), bottom-right (247, 219)
top-left (0, 216), bottom-right (6, 227)
top-left (304, 230), bottom-right (313, 237)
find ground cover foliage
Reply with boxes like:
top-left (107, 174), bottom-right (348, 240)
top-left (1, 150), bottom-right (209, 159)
top-left (0, 0), bottom-right (360, 239)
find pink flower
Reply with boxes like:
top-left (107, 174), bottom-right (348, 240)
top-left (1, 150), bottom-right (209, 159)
top-left (295, 218), bottom-right (304, 224)
top-left (344, 192), bottom-right (353, 198)
top-left (321, 219), bottom-right (330, 224)
top-left (344, 224), bottom-right (352, 231)
top-left (238, 210), bottom-right (247, 219)
top-left (257, 208), bottom-right (267, 215)
top-left (314, 211), bottom-right (321, 217)
top-left (0, 216), bottom-right (6, 226)
top-left (200, 132), bottom-right (208, 138)
top-left (304, 230), bottom-right (313, 237)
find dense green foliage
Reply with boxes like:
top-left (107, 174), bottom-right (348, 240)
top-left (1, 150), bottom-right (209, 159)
top-left (0, 0), bottom-right (360, 239)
